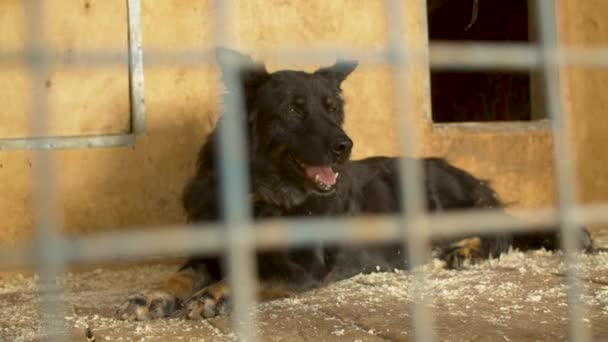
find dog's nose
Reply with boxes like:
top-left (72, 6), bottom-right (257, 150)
top-left (331, 138), bottom-right (353, 157)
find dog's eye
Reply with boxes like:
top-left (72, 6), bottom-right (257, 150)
top-left (289, 107), bottom-right (304, 118)
top-left (324, 98), bottom-right (337, 112)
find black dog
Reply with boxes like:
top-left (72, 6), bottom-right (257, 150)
top-left (116, 48), bottom-right (593, 321)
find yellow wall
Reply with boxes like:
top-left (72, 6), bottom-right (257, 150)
top-left (558, 0), bottom-right (608, 237)
top-left (559, 0), bottom-right (608, 204)
top-left (0, 0), bottom-right (605, 242)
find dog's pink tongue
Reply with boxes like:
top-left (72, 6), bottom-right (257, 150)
top-left (305, 166), bottom-right (337, 186)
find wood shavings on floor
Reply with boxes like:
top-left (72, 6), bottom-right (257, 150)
top-left (1, 251), bottom-right (608, 341)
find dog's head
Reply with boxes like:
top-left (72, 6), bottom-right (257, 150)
top-left (217, 48), bottom-right (357, 198)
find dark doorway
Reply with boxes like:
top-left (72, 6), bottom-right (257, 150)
top-left (427, 0), bottom-right (542, 122)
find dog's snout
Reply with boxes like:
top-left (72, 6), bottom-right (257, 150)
top-left (331, 138), bottom-right (353, 157)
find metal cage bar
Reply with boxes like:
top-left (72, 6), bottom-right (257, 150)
top-left (23, 0), bottom-right (67, 340)
top-left (0, 134), bottom-right (135, 151)
top-left (4, 204), bottom-right (608, 267)
top-left (6, 44), bottom-right (608, 69)
top-left (211, 1), bottom-right (259, 340)
top-left (127, 0), bottom-right (145, 134)
top-left (385, 1), bottom-right (434, 341)
top-left (535, 1), bottom-right (591, 341)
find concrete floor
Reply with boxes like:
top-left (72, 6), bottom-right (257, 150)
top-left (1, 249), bottom-right (608, 342)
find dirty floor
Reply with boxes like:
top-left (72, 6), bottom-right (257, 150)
top-left (1, 250), bottom-right (608, 342)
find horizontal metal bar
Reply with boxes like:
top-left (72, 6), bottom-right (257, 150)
top-left (432, 119), bottom-right (550, 133)
top-left (2, 44), bottom-right (608, 69)
top-left (428, 43), bottom-right (608, 70)
top-left (4, 203), bottom-right (608, 269)
top-left (0, 134), bottom-right (135, 150)
top-left (428, 42), bottom-right (540, 70)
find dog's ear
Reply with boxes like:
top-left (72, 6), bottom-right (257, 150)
top-left (216, 48), bottom-right (270, 98)
top-left (315, 59), bottom-right (358, 88)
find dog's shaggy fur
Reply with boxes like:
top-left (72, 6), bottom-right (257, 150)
top-left (116, 49), bottom-right (593, 321)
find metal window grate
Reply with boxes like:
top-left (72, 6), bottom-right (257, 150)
top-left (1, 0), bottom-right (607, 341)
top-left (0, 0), bottom-right (145, 151)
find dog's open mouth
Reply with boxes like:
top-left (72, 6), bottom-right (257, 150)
top-left (292, 156), bottom-right (339, 193)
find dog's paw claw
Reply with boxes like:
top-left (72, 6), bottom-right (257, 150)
top-left (115, 290), bottom-right (177, 321)
top-left (184, 283), bottom-right (231, 319)
top-left (440, 237), bottom-right (482, 269)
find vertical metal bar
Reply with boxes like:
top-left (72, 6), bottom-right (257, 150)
top-left (23, 0), bottom-right (67, 341)
top-left (385, 1), bottom-right (434, 341)
top-left (210, 1), bottom-right (258, 341)
top-left (127, 0), bottom-right (146, 134)
top-left (534, 1), bottom-right (590, 341)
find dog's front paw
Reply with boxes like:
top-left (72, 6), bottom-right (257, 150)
top-left (184, 281), bottom-right (231, 319)
top-left (439, 237), bottom-right (482, 269)
top-left (115, 290), bottom-right (177, 321)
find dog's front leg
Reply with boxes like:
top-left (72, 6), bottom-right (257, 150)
top-left (183, 278), bottom-right (294, 319)
top-left (115, 263), bottom-right (211, 321)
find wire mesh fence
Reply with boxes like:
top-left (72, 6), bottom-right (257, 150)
top-left (1, 0), bottom-right (607, 341)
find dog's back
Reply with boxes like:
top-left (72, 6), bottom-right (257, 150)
top-left (347, 156), bottom-right (592, 260)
